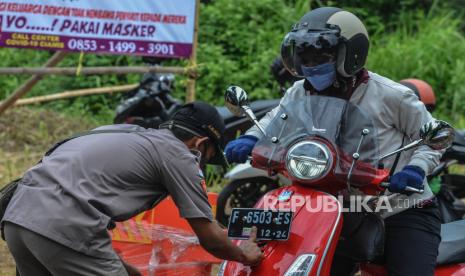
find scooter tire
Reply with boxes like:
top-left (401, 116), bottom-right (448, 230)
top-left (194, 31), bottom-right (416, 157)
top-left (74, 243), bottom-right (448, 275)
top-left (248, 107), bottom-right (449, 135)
top-left (216, 177), bottom-right (280, 227)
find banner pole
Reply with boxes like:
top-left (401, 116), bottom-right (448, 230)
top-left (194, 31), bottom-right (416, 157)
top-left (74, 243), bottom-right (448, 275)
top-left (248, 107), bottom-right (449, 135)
top-left (0, 51), bottom-right (67, 116)
top-left (186, 0), bottom-right (200, 103)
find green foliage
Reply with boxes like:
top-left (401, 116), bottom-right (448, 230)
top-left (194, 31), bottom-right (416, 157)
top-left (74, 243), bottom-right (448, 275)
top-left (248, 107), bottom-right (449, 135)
top-left (319, 0), bottom-right (437, 28)
top-left (367, 11), bottom-right (465, 123)
top-left (0, 0), bottom-right (464, 127)
top-left (193, 0), bottom-right (303, 103)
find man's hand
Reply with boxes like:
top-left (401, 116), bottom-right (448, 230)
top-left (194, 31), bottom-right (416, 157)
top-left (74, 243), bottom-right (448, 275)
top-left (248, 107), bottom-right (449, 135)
top-left (224, 135), bottom-right (258, 163)
top-left (187, 218), bottom-right (263, 266)
top-left (238, 226), bottom-right (264, 266)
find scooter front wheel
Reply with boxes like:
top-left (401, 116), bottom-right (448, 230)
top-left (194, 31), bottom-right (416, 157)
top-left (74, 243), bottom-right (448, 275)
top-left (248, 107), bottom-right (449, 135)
top-left (216, 177), bottom-right (280, 227)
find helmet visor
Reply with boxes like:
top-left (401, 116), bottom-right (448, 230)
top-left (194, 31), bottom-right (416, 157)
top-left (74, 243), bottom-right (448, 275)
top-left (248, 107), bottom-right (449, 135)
top-left (281, 29), bottom-right (340, 77)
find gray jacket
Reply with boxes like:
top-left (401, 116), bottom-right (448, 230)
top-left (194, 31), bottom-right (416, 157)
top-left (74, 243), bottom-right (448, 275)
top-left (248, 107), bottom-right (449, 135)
top-left (246, 71), bottom-right (443, 218)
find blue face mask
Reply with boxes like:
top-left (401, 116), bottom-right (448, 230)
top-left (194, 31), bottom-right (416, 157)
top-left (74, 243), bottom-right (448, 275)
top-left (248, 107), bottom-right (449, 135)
top-left (301, 62), bottom-right (336, 91)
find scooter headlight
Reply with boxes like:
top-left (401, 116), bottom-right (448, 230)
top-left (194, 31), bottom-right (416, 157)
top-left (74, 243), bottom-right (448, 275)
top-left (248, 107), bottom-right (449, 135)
top-left (284, 254), bottom-right (317, 276)
top-left (286, 141), bottom-right (332, 181)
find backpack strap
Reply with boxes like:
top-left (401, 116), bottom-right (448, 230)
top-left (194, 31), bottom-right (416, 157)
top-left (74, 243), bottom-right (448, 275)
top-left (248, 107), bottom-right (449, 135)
top-left (389, 134), bottom-right (406, 177)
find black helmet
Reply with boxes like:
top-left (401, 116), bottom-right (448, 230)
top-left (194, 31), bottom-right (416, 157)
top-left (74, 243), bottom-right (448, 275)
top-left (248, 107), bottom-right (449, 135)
top-left (139, 72), bottom-right (175, 95)
top-left (281, 7), bottom-right (369, 78)
top-left (161, 101), bottom-right (228, 168)
top-left (158, 74), bottom-right (175, 93)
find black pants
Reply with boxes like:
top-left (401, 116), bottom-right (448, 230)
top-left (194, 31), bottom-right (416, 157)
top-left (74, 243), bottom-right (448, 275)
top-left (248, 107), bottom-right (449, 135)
top-left (4, 222), bottom-right (128, 276)
top-left (331, 205), bottom-right (441, 276)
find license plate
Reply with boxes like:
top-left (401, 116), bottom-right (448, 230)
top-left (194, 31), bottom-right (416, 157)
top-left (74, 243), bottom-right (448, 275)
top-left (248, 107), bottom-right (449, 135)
top-left (227, 208), bottom-right (293, 241)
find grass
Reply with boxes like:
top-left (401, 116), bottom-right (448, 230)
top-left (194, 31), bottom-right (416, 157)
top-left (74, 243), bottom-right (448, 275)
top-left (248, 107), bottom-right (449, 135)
top-left (0, 107), bottom-right (98, 275)
top-left (367, 11), bottom-right (465, 122)
top-left (0, 242), bottom-right (15, 276)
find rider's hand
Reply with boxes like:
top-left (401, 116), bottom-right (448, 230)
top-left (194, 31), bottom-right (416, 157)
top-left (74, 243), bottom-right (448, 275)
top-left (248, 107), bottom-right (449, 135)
top-left (225, 135), bottom-right (258, 163)
top-left (389, 165), bottom-right (425, 194)
top-left (239, 226), bottom-right (264, 266)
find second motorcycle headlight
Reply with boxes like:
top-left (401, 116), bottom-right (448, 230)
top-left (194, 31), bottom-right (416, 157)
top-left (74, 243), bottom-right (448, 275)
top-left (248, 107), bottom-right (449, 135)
top-left (286, 141), bottom-right (332, 181)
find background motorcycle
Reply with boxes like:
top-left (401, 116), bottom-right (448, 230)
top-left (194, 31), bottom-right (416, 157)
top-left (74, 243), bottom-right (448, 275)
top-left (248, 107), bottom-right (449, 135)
top-left (113, 64), bottom-right (280, 140)
top-left (430, 130), bottom-right (465, 223)
top-left (113, 71), bottom-right (181, 128)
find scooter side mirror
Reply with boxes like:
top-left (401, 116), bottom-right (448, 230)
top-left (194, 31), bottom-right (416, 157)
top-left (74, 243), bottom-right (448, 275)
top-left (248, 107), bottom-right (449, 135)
top-left (224, 85), bottom-right (267, 136)
top-left (420, 120), bottom-right (455, 150)
top-left (225, 85), bottom-right (249, 117)
top-left (379, 119), bottom-right (455, 162)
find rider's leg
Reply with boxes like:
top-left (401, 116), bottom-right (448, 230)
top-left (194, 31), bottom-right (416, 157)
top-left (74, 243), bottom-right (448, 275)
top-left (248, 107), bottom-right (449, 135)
top-left (384, 203), bottom-right (441, 276)
top-left (4, 222), bottom-right (129, 276)
top-left (330, 252), bottom-right (359, 276)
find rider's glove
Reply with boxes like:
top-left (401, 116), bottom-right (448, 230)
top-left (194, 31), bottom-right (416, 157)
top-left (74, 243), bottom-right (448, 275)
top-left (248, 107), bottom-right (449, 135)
top-left (225, 135), bottom-right (258, 163)
top-left (389, 165), bottom-right (425, 194)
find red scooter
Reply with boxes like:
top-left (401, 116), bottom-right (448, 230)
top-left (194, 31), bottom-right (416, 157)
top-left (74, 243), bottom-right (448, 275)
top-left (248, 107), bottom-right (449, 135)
top-left (218, 86), bottom-right (462, 276)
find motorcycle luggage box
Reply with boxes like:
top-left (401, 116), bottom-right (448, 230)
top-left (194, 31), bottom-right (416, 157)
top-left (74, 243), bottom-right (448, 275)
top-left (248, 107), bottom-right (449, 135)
top-left (443, 145), bottom-right (465, 163)
top-left (441, 174), bottom-right (465, 199)
top-left (443, 129), bottom-right (465, 163)
top-left (437, 219), bottom-right (465, 265)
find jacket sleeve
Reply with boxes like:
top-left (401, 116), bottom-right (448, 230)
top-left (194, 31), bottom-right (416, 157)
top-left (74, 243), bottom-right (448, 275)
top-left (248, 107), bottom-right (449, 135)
top-left (397, 91), bottom-right (444, 174)
top-left (160, 153), bottom-right (213, 221)
top-left (245, 80), bottom-right (304, 138)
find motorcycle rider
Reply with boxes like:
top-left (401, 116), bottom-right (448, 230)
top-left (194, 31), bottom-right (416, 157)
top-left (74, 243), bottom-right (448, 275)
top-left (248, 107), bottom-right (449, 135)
top-left (225, 7), bottom-right (443, 275)
top-left (2, 102), bottom-right (263, 276)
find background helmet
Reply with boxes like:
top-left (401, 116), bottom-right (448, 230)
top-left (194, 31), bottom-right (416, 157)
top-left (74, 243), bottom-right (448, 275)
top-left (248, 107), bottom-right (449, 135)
top-left (281, 7), bottom-right (369, 78)
top-left (158, 74), bottom-right (176, 93)
top-left (399, 78), bottom-right (436, 112)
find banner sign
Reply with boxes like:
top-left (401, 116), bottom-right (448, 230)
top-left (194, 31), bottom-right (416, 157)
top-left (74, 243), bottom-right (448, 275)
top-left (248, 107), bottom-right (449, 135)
top-left (0, 0), bottom-right (196, 58)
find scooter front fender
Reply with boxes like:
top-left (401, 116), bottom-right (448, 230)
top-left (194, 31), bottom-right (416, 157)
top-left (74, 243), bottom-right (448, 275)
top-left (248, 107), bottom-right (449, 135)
top-left (220, 185), bottom-right (343, 276)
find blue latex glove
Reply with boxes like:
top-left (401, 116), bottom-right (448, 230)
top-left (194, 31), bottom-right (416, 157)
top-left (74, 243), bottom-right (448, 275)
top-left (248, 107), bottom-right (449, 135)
top-left (389, 165), bottom-right (425, 194)
top-left (224, 135), bottom-right (258, 163)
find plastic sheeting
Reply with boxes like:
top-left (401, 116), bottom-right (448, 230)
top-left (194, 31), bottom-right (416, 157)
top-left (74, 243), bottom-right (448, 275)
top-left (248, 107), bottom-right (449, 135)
top-left (113, 222), bottom-right (217, 275)
top-left (111, 194), bottom-right (221, 276)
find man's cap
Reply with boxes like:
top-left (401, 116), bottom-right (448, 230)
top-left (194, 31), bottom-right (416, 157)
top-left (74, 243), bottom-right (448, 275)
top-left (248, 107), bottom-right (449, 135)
top-left (160, 101), bottom-right (228, 167)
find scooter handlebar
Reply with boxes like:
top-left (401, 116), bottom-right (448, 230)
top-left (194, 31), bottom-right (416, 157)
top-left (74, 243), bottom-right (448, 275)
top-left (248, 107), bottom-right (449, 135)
top-left (379, 182), bottom-right (424, 194)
